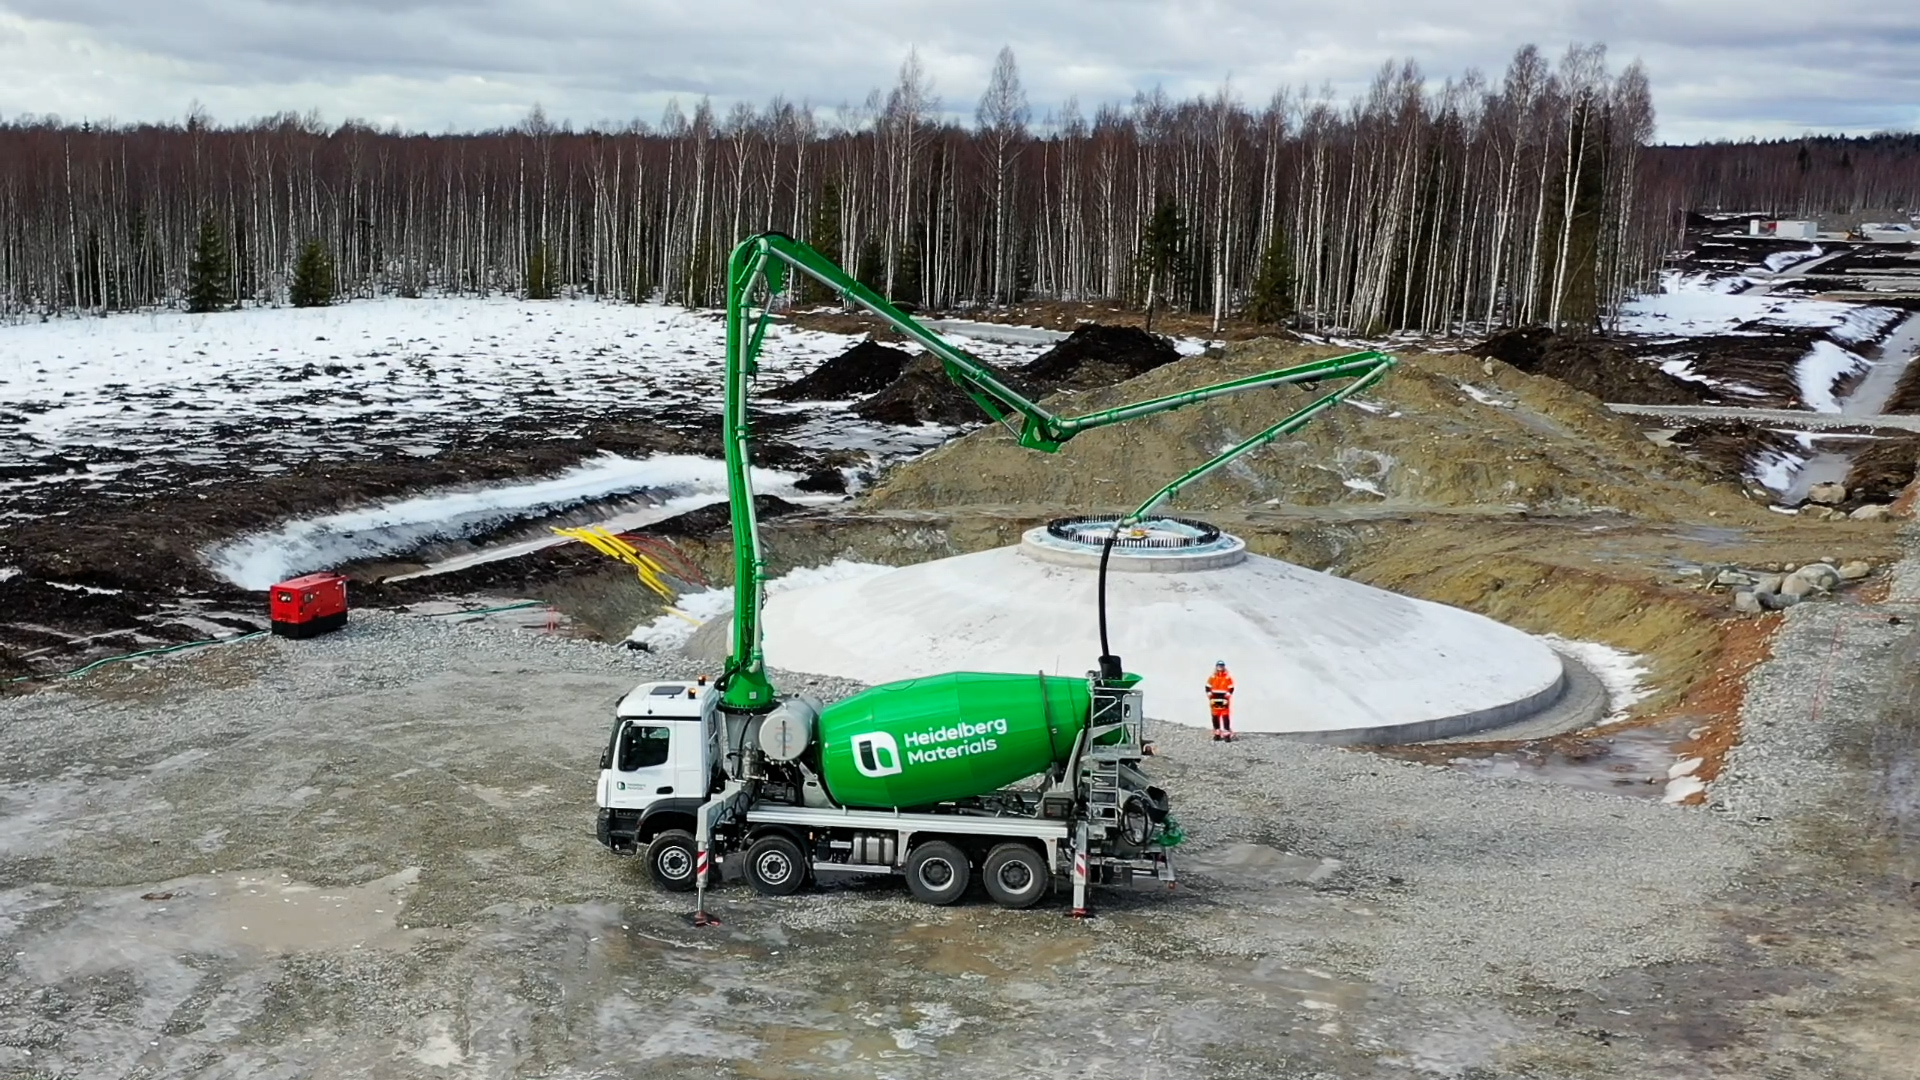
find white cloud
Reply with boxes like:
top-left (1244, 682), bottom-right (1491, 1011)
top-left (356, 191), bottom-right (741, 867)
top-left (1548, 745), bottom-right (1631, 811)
top-left (0, 0), bottom-right (1914, 139)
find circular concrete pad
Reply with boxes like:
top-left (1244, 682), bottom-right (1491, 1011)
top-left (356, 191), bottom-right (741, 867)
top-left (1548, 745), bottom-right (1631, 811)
top-left (760, 542), bottom-right (1568, 742)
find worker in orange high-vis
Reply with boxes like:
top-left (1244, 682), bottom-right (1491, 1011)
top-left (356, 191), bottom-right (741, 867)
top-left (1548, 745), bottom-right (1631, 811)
top-left (1206, 660), bottom-right (1235, 742)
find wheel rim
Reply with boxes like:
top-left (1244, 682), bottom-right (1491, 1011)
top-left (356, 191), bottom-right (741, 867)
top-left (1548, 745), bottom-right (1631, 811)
top-left (918, 858), bottom-right (954, 890)
top-left (997, 861), bottom-right (1034, 894)
top-left (757, 851), bottom-right (793, 885)
top-left (658, 848), bottom-right (692, 880)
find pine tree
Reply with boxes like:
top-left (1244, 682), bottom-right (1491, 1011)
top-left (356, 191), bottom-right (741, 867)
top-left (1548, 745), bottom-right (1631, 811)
top-left (185, 216), bottom-right (232, 313)
top-left (289, 238), bottom-right (336, 308)
top-left (802, 184), bottom-right (843, 303)
top-left (1244, 229), bottom-right (1296, 324)
top-left (1138, 198), bottom-right (1186, 332)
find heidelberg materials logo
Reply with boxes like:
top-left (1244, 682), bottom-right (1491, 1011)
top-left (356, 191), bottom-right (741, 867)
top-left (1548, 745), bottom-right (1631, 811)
top-left (850, 719), bottom-right (1009, 778)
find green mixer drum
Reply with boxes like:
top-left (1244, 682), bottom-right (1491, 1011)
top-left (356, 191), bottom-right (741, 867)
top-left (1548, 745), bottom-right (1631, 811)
top-left (816, 672), bottom-right (1091, 809)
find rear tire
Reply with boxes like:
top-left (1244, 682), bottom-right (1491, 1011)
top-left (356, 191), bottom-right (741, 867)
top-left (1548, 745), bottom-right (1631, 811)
top-left (745, 834), bottom-right (808, 897)
top-left (904, 840), bottom-right (970, 906)
top-left (982, 843), bottom-right (1050, 909)
top-left (645, 829), bottom-right (698, 893)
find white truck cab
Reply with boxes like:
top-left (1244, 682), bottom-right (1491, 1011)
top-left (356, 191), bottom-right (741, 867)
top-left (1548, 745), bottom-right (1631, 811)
top-left (594, 681), bottom-right (720, 883)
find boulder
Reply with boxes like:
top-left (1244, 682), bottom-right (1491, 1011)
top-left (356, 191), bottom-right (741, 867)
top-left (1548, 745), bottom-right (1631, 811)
top-left (1759, 590), bottom-right (1802, 611)
top-left (1732, 590), bottom-right (1764, 614)
top-left (1808, 482), bottom-right (1848, 505)
top-left (1753, 573), bottom-right (1786, 595)
top-left (1850, 504), bottom-right (1893, 522)
top-left (1713, 569), bottom-right (1757, 588)
top-left (1838, 560), bottom-right (1873, 582)
top-left (1782, 563), bottom-right (1840, 598)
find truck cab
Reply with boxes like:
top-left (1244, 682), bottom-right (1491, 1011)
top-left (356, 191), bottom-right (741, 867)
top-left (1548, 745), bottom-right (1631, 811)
top-left (594, 681), bottom-right (718, 867)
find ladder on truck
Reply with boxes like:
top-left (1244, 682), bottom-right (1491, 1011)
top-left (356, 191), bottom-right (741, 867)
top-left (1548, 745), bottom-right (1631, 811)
top-left (1068, 681), bottom-right (1175, 917)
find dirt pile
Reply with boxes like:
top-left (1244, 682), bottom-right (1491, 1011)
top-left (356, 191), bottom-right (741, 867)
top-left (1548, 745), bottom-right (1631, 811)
top-left (1474, 327), bottom-right (1707, 406)
top-left (1021, 324), bottom-right (1183, 390)
top-left (768, 338), bottom-right (911, 401)
top-left (850, 356), bottom-right (988, 426)
top-left (1665, 421), bottom-right (1804, 490)
top-left (864, 339), bottom-right (1761, 522)
top-left (1843, 436), bottom-right (1920, 503)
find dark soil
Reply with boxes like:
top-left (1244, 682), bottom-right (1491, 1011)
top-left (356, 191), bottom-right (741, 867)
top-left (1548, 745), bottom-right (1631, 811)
top-left (850, 356), bottom-right (992, 426)
top-left (768, 339), bottom-right (912, 401)
top-left (1885, 358), bottom-right (1920, 415)
top-left (1665, 421), bottom-right (1804, 489)
top-left (1020, 324), bottom-right (1183, 390)
top-left (1843, 437), bottom-right (1920, 503)
top-left (1475, 327), bottom-right (1708, 406)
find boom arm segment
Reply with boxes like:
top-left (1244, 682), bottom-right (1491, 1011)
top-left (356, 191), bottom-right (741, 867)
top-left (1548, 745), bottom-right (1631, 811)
top-left (716, 232), bottom-right (1395, 710)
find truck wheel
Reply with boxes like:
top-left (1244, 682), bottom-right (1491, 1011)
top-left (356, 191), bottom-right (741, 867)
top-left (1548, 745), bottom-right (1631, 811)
top-left (645, 830), bottom-right (698, 893)
top-left (982, 843), bottom-right (1050, 909)
top-left (745, 835), bottom-right (808, 897)
top-left (905, 841), bottom-right (970, 906)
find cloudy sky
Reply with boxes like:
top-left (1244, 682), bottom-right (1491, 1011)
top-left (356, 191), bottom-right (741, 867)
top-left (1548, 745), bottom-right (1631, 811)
top-left (0, 0), bottom-right (1914, 143)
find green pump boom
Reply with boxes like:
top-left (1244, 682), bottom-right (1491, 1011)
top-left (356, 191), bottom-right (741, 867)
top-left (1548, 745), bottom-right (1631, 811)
top-left (717, 232), bottom-right (1395, 711)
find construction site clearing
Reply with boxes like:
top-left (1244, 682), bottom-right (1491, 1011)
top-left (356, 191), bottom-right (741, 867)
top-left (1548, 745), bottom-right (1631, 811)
top-left (3, 233), bottom-right (1920, 1079)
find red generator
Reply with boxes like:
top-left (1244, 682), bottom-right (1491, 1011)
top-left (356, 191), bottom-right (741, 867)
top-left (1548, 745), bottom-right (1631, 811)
top-left (269, 573), bottom-right (349, 639)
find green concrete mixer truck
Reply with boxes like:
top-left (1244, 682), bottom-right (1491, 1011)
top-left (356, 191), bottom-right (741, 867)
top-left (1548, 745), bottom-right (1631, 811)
top-left (592, 234), bottom-right (1395, 916)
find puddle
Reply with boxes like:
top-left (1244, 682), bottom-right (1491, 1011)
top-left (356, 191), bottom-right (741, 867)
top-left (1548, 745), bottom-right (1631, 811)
top-left (20, 867), bottom-right (431, 981)
top-left (1183, 842), bottom-right (1344, 888)
top-left (1426, 715), bottom-right (1702, 801)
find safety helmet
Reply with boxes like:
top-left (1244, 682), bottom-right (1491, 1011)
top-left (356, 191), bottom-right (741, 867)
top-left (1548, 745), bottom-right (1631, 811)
top-left (1214, 660), bottom-right (1226, 669)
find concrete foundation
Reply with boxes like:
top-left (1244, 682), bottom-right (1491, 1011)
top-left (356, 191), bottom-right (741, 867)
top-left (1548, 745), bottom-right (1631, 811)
top-left (759, 530), bottom-right (1573, 743)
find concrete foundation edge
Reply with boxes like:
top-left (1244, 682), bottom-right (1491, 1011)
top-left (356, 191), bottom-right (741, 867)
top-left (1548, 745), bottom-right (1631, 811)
top-left (1270, 653), bottom-right (1606, 747)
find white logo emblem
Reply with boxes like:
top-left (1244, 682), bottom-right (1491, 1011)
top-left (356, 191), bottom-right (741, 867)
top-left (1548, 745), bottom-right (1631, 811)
top-left (850, 732), bottom-right (903, 778)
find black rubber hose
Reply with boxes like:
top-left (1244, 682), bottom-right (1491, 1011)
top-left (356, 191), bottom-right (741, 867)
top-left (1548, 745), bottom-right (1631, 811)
top-left (1096, 522), bottom-right (1122, 681)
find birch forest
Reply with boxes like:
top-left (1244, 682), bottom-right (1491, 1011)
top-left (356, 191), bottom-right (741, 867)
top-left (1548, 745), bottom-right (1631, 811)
top-left (0, 43), bottom-right (1667, 334)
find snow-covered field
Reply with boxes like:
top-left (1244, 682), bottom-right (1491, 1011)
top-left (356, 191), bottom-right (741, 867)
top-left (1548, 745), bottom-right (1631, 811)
top-left (1621, 269), bottom-right (1906, 411)
top-left (205, 452), bottom-right (805, 589)
top-left (0, 297), bottom-right (1041, 518)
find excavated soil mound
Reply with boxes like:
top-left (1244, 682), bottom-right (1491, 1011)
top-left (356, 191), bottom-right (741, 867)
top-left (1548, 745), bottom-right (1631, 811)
top-left (1021, 324), bottom-right (1183, 390)
top-left (865, 340), bottom-right (1760, 522)
top-left (850, 356), bottom-right (988, 426)
top-left (768, 339), bottom-right (911, 401)
top-left (1665, 421), bottom-right (1804, 490)
top-left (1843, 436), bottom-right (1920, 503)
top-left (1474, 328), bottom-right (1706, 406)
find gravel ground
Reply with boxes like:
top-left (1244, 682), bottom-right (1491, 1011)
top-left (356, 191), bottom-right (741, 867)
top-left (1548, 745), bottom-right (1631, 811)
top-left (0, 597), bottom-right (1915, 1078)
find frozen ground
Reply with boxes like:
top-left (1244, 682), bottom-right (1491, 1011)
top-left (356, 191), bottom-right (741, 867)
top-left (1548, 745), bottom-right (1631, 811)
top-left (205, 453), bottom-right (807, 590)
top-left (0, 298), bottom-right (1041, 520)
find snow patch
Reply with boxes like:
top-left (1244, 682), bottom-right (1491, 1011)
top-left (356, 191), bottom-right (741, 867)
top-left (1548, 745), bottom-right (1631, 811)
top-left (1538, 634), bottom-right (1652, 722)
top-left (1456, 383), bottom-right (1512, 408)
top-left (627, 559), bottom-right (894, 652)
top-left (206, 453), bottom-right (796, 589)
top-left (1761, 245), bottom-right (1823, 272)
top-left (1794, 340), bottom-right (1870, 413)
top-left (1747, 448), bottom-right (1807, 492)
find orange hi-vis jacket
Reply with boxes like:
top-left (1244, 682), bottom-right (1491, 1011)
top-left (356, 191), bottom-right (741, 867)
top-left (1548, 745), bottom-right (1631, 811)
top-left (1207, 670), bottom-right (1235, 713)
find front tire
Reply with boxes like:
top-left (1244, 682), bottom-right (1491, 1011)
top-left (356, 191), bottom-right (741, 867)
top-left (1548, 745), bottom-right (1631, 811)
top-left (982, 843), bottom-right (1050, 909)
top-left (904, 840), bottom-right (970, 906)
top-left (745, 835), bottom-right (808, 897)
top-left (645, 829), bottom-right (698, 893)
